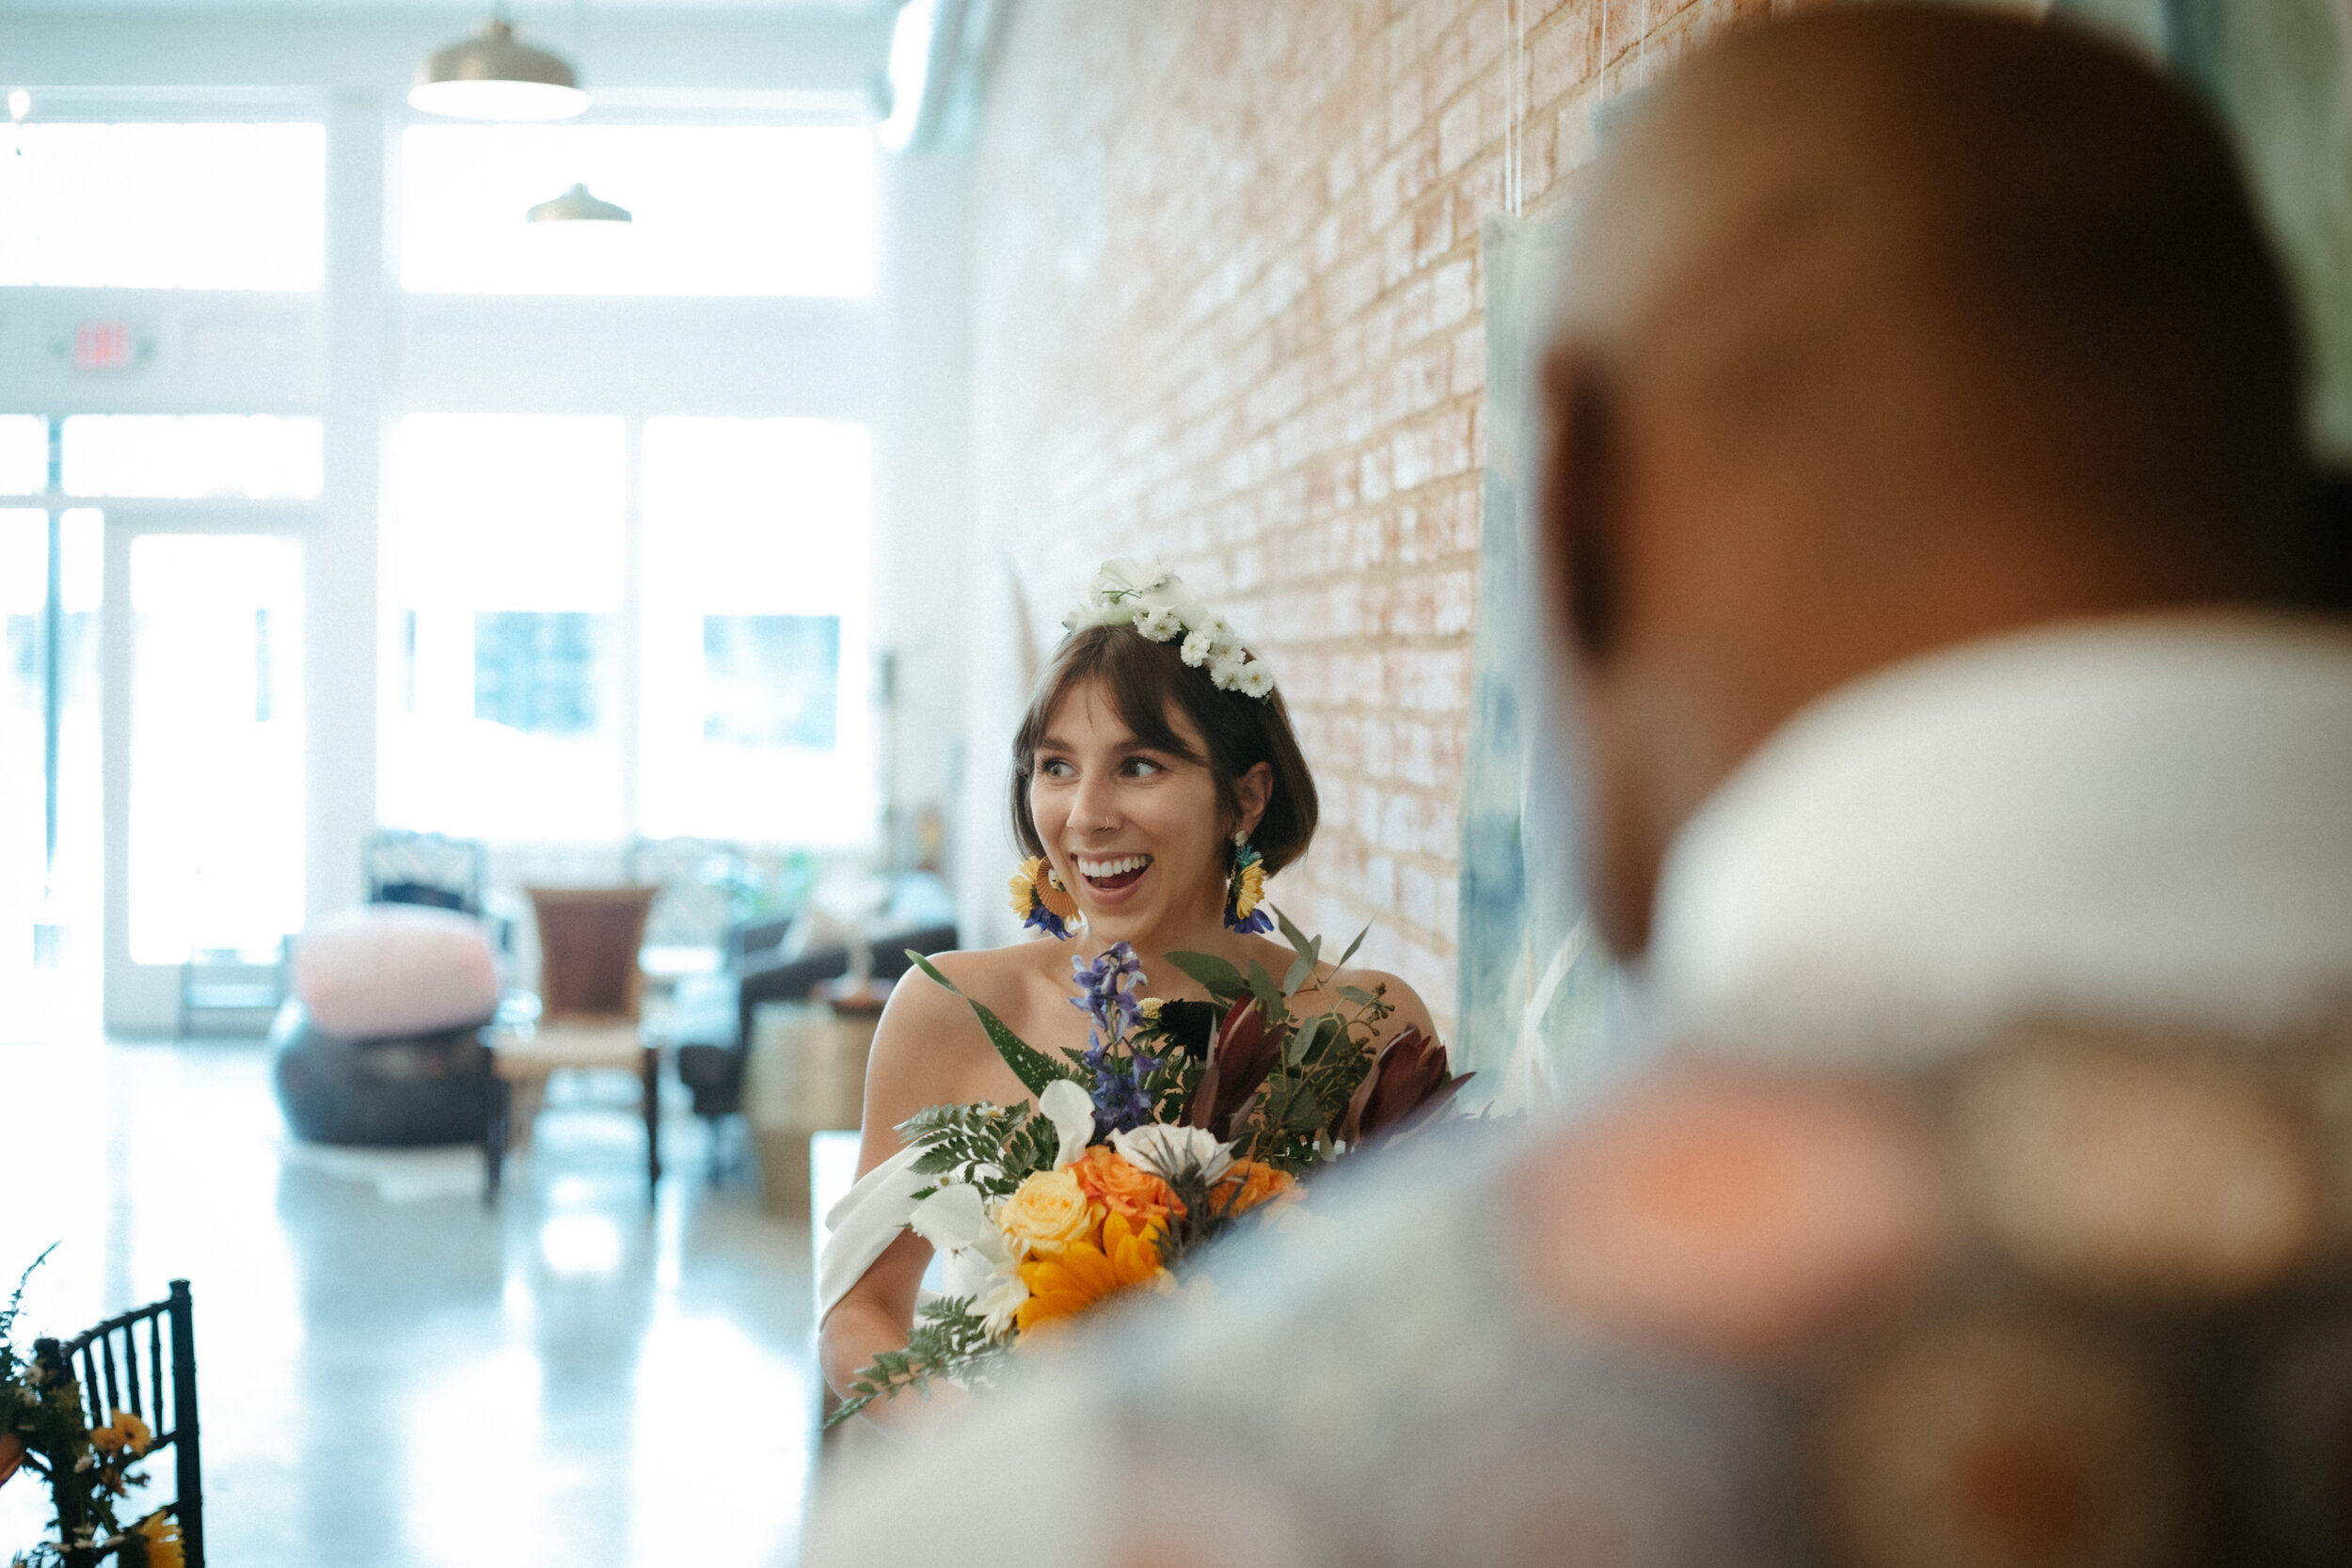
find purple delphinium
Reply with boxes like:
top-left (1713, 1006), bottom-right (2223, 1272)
top-left (1070, 942), bottom-right (1159, 1136)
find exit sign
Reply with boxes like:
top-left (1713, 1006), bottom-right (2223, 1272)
top-left (74, 319), bottom-right (136, 371)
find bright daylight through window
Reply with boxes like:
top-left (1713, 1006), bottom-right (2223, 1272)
top-left (383, 414), bottom-right (628, 841)
top-left (401, 124), bottom-right (874, 295)
top-left (128, 533), bottom-right (305, 965)
top-left (0, 122), bottom-right (326, 290)
top-left (381, 414), bottom-right (871, 846)
top-left (639, 416), bottom-right (870, 843)
top-left (63, 415), bottom-right (323, 499)
top-left (0, 417), bottom-right (47, 494)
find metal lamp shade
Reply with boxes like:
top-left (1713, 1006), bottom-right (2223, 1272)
top-left (410, 20), bottom-right (590, 121)
top-left (526, 183), bottom-right (632, 224)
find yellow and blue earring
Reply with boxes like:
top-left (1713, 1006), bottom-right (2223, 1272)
top-left (1010, 855), bottom-right (1080, 940)
top-left (1224, 832), bottom-right (1271, 934)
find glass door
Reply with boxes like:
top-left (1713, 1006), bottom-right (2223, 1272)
top-left (102, 521), bottom-right (308, 1034)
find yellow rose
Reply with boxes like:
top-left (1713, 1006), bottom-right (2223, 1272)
top-left (996, 1168), bottom-right (1103, 1259)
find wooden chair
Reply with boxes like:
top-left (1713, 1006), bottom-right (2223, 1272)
top-left (485, 885), bottom-right (661, 1202)
top-left (34, 1279), bottom-right (204, 1568)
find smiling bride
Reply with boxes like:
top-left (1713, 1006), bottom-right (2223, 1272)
top-left (816, 560), bottom-right (1438, 1424)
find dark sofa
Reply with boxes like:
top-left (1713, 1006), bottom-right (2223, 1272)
top-left (671, 875), bottom-right (959, 1121)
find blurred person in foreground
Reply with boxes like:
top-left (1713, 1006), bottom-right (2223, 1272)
top-left (802, 9), bottom-right (2352, 1566)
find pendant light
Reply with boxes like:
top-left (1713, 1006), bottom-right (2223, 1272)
top-left (526, 183), bottom-right (630, 225)
top-left (410, 16), bottom-right (589, 121)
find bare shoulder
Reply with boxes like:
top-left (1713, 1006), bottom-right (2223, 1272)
top-left (864, 942), bottom-right (1060, 1130)
top-left (873, 943), bottom-right (1041, 1056)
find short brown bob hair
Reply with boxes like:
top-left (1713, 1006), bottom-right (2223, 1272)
top-left (1010, 625), bottom-right (1318, 875)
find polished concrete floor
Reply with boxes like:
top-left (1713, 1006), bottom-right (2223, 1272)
top-left (1, 1027), bottom-right (819, 1568)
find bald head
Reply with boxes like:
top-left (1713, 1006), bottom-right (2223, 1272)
top-left (1542, 8), bottom-right (2318, 957)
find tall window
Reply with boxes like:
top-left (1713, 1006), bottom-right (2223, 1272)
top-left (0, 122), bottom-right (326, 290)
top-left (380, 414), bottom-right (871, 847)
top-left (401, 125), bottom-right (873, 296)
top-left (640, 417), bottom-right (869, 843)
top-left (382, 415), bottom-right (628, 839)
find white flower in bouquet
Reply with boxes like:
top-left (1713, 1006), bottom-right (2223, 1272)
top-left (910, 1182), bottom-right (995, 1254)
top-left (939, 1240), bottom-right (1029, 1338)
top-left (910, 1182), bottom-right (1030, 1338)
top-left (1039, 1078), bottom-right (1096, 1170)
top-left (1112, 1123), bottom-right (1234, 1185)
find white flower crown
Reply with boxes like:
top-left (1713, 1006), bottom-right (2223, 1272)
top-left (1062, 558), bottom-right (1277, 701)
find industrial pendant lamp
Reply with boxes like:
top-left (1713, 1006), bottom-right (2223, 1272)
top-left (410, 15), bottom-right (589, 121)
top-left (526, 183), bottom-right (631, 224)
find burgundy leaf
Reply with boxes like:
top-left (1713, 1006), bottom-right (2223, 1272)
top-left (1358, 1026), bottom-right (1458, 1143)
top-left (1210, 997), bottom-right (1277, 1131)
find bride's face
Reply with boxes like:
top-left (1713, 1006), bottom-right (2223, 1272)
top-left (1029, 679), bottom-right (1262, 942)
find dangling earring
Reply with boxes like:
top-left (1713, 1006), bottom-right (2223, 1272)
top-left (1224, 831), bottom-right (1272, 935)
top-left (1009, 854), bottom-right (1080, 940)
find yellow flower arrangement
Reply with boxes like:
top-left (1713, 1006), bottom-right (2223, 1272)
top-left (1015, 1212), bottom-right (1170, 1336)
top-left (994, 1168), bottom-right (1103, 1259)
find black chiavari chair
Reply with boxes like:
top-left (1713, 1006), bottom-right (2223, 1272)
top-left (32, 1279), bottom-right (203, 1568)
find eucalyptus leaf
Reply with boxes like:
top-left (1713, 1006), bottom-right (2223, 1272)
top-left (1275, 904), bottom-right (1315, 961)
top-left (1336, 924), bottom-right (1369, 971)
top-left (1245, 958), bottom-right (1287, 1017)
top-left (1165, 949), bottom-right (1248, 999)
top-left (1337, 985), bottom-right (1377, 1006)
top-left (1287, 1014), bottom-right (1329, 1068)
top-left (1281, 935), bottom-right (1323, 997)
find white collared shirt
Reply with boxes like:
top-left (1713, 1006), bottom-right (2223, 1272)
top-left (1645, 611), bottom-right (2352, 1065)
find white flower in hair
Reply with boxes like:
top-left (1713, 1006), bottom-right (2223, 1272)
top-left (1135, 603), bottom-right (1185, 641)
top-left (1062, 558), bottom-right (1278, 701)
top-left (1065, 557), bottom-right (1175, 630)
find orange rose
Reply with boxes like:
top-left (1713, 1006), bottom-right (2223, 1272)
top-left (1214, 1159), bottom-right (1296, 1216)
top-left (1070, 1145), bottom-right (1184, 1222)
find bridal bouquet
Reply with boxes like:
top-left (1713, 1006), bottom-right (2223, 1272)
top-left (830, 913), bottom-right (1470, 1425)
